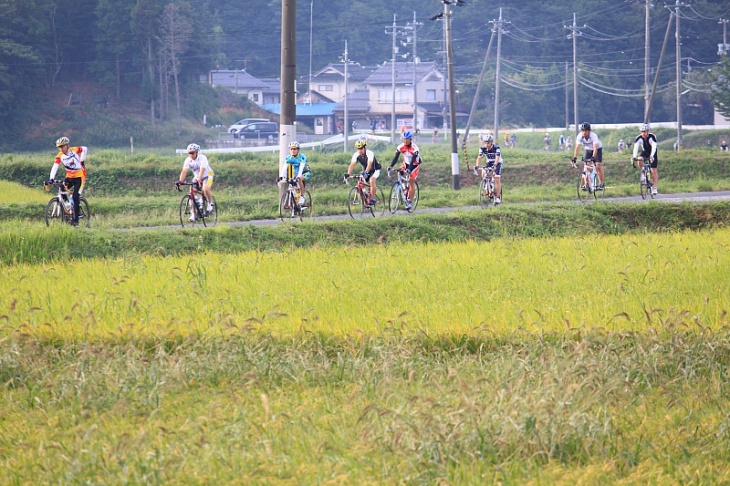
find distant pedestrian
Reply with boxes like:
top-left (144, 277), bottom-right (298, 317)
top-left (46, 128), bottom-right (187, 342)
top-left (721, 140), bottom-right (728, 151)
top-left (432, 127), bottom-right (439, 143)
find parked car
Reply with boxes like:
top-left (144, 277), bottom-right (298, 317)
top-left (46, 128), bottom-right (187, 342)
top-left (228, 118), bottom-right (270, 138)
top-left (237, 122), bottom-right (279, 141)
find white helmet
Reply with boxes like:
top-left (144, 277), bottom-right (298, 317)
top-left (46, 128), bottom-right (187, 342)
top-left (484, 134), bottom-right (494, 143)
top-left (186, 143), bottom-right (200, 153)
top-left (640, 123), bottom-right (650, 132)
top-left (55, 136), bottom-right (70, 147)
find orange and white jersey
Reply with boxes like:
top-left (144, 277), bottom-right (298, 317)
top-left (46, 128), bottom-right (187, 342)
top-left (53, 146), bottom-right (87, 179)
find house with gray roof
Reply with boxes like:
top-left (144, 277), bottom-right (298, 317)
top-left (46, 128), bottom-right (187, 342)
top-left (209, 70), bottom-right (269, 105)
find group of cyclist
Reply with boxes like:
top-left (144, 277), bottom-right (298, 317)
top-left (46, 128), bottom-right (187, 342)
top-left (343, 130), bottom-right (423, 210)
top-left (46, 121), bottom-right (661, 226)
top-left (568, 121), bottom-right (659, 196)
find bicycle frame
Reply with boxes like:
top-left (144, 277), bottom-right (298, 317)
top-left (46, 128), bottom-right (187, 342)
top-left (44, 180), bottom-right (90, 227)
top-left (637, 156), bottom-right (655, 200)
top-left (346, 174), bottom-right (384, 219)
top-left (176, 180), bottom-right (217, 227)
top-left (278, 177), bottom-right (312, 221)
top-left (476, 166), bottom-right (498, 208)
top-left (388, 169), bottom-right (419, 213)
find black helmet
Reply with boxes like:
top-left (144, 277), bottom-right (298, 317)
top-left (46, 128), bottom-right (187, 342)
top-left (580, 122), bottom-right (591, 131)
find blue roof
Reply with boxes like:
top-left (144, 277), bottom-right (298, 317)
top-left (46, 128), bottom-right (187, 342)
top-left (262, 103), bottom-right (337, 117)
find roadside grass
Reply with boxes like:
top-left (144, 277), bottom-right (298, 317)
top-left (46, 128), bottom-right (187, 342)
top-left (2, 201), bottom-right (728, 265)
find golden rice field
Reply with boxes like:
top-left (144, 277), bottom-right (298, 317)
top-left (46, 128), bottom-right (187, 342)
top-left (4, 228), bottom-right (729, 340)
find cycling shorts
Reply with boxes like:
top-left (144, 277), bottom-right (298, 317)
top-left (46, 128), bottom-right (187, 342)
top-left (400, 162), bottom-right (421, 179)
top-left (583, 147), bottom-right (603, 163)
top-left (485, 161), bottom-right (502, 177)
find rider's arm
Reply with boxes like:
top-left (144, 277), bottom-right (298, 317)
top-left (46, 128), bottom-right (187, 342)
top-left (296, 154), bottom-right (307, 178)
top-left (390, 150), bottom-right (400, 168)
top-left (178, 167), bottom-right (188, 184)
top-left (649, 137), bottom-right (657, 158)
top-left (346, 154), bottom-right (358, 176)
top-left (632, 137), bottom-right (641, 159)
top-left (49, 159), bottom-right (60, 180)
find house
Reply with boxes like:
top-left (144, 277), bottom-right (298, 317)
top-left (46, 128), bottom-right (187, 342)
top-left (208, 70), bottom-right (269, 105)
top-left (301, 63), bottom-right (376, 105)
top-left (360, 61), bottom-right (446, 131)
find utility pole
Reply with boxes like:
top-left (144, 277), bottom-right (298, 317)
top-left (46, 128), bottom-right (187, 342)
top-left (308, 0), bottom-right (314, 105)
top-left (385, 15), bottom-right (400, 143)
top-left (490, 8), bottom-right (508, 140)
top-left (444, 0), bottom-right (459, 190)
top-left (720, 18), bottom-right (729, 55)
top-left (645, 7), bottom-right (674, 123)
top-left (644, 0), bottom-right (651, 120)
top-left (565, 62), bottom-right (569, 129)
top-left (463, 29), bottom-right (495, 147)
top-left (406, 11), bottom-right (421, 133)
top-left (342, 40), bottom-right (349, 152)
top-left (566, 13), bottom-right (580, 137)
top-left (279, 0), bottom-right (297, 190)
top-left (672, 0), bottom-right (686, 149)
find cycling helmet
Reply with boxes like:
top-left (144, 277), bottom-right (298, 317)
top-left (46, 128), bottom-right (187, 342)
top-left (484, 134), bottom-right (494, 143)
top-left (288, 141), bottom-right (300, 149)
top-left (354, 139), bottom-right (367, 149)
top-left (640, 123), bottom-right (650, 132)
top-left (580, 122), bottom-right (591, 131)
top-left (55, 136), bottom-right (70, 147)
top-left (402, 130), bottom-right (413, 139)
top-left (186, 143), bottom-right (200, 153)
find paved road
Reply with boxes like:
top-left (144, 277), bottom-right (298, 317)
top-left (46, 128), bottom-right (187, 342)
top-left (152, 190), bottom-right (730, 231)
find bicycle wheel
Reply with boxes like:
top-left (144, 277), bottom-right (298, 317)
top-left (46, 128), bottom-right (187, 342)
top-left (300, 190), bottom-right (313, 219)
top-left (591, 173), bottom-right (599, 200)
top-left (280, 191), bottom-right (296, 221)
top-left (479, 179), bottom-right (491, 208)
top-left (593, 175), bottom-right (606, 200)
top-left (77, 197), bottom-right (91, 228)
top-left (408, 180), bottom-right (420, 212)
top-left (388, 183), bottom-right (402, 214)
top-left (639, 172), bottom-right (649, 200)
top-left (179, 195), bottom-right (194, 227)
top-left (45, 197), bottom-right (66, 227)
top-left (206, 196), bottom-right (218, 225)
top-left (347, 186), bottom-right (365, 219)
top-left (372, 187), bottom-right (386, 217)
top-left (577, 174), bottom-right (588, 202)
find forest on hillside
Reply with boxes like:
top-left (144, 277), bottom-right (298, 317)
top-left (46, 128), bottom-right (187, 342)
top-left (1, 0), bottom-right (729, 147)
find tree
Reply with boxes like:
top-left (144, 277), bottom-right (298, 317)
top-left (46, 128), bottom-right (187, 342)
top-left (158, 1), bottom-right (193, 133)
top-left (711, 56), bottom-right (730, 120)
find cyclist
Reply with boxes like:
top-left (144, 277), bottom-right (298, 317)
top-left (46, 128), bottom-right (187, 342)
top-left (177, 143), bottom-right (214, 222)
top-left (284, 141), bottom-right (310, 204)
top-left (387, 130), bottom-right (422, 210)
top-left (344, 139), bottom-right (381, 207)
top-left (544, 133), bottom-right (551, 151)
top-left (46, 136), bottom-right (87, 226)
top-left (572, 122), bottom-right (604, 190)
top-left (474, 134), bottom-right (503, 205)
top-left (632, 123), bottom-right (659, 196)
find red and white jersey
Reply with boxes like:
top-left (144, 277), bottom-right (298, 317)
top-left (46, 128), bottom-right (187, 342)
top-left (392, 142), bottom-right (421, 167)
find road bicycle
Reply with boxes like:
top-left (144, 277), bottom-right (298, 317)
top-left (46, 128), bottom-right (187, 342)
top-left (175, 180), bottom-right (217, 228)
top-left (277, 177), bottom-right (312, 221)
top-left (475, 166), bottom-right (502, 208)
top-left (344, 173), bottom-right (385, 219)
top-left (387, 168), bottom-right (419, 214)
top-left (44, 180), bottom-right (90, 227)
top-left (634, 156), bottom-right (655, 200)
top-left (573, 157), bottom-right (604, 202)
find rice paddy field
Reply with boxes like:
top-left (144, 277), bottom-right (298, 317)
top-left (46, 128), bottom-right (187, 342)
top-left (2, 145), bottom-right (730, 483)
top-left (2, 227), bottom-right (730, 483)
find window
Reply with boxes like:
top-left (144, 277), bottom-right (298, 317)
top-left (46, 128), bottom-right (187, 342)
top-left (251, 93), bottom-right (259, 102)
top-left (426, 89), bottom-right (437, 101)
top-left (318, 84), bottom-right (333, 91)
top-left (378, 89), bottom-right (391, 103)
top-left (395, 90), bottom-right (408, 103)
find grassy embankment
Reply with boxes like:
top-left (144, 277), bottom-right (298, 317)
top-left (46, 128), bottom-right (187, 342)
top-left (1, 144), bottom-right (729, 229)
